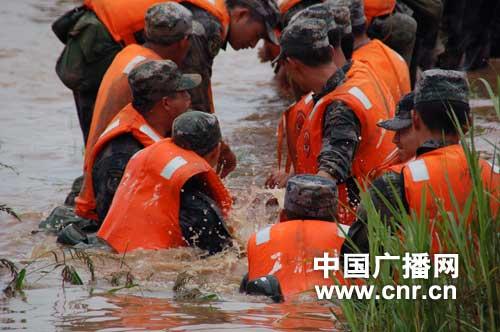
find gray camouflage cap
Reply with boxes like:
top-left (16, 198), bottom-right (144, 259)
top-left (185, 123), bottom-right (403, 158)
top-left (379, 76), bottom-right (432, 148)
top-left (145, 2), bottom-right (193, 45)
top-left (290, 3), bottom-right (351, 36)
top-left (326, 0), bottom-right (365, 27)
top-left (377, 92), bottom-right (414, 131)
top-left (284, 175), bottom-right (338, 220)
top-left (414, 69), bottom-right (469, 106)
top-left (239, 0), bottom-right (281, 44)
top-left (273, 18), bottom-right (330, 65)
top-left (173, 110), bottom-right (222, 156)
top-left (129, 60), bottom-right (201, 112)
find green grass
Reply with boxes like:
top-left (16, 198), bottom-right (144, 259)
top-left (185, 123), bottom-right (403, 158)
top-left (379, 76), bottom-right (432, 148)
top-left (476, 77), bottom-right (500, 119)
top-left (337, 85), bottom-right (500, 332)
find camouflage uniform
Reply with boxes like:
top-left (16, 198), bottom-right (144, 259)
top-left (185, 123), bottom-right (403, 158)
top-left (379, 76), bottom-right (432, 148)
top-left (46, 60), bottom-right (202, 245)
top-left (173, 111), bottom-right (233, 254)
top-left (54, 9), bottom-right (122, 144)
top-left (366, 1), bottom-right (417, 70)
top-left (59, 2), bottom-right (195, 206)
top-left (240, 174), bottom-right (338, 300)
top-left (344, 69), bottom-right (470, 255)
top-left (277, 17), bottom-right (362, 204)
top-left (92, 60), bottom-right (201, 223)
top-left (180, 0), bottom-right (280, 113)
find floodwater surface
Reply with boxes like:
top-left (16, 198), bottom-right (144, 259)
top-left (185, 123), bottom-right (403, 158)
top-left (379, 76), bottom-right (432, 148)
top-left (0, 1), bottom-right (498, 331)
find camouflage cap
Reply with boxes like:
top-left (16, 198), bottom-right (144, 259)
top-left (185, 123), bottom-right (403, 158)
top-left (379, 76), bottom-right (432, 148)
top-left (129, 60), bottom-right (201, 112)
top-left (325, 4), bottom-right (352, 35)
top-left (377, 92), bottom-right (414, 131)
top-left (273, 18), bottom-right (330, 65)
top-left (290, 3), bottom-right (351, 36)
top-left (239, 0), bottom-right (281, 44)
top-left (173, 110), bottom-right (222, 156)
top-left (284, 175), bottom-right (338, 220)
top-left (326, 0), bottom-right (365, 27)
top-left (414, 69), bottom-right (469, 106)
top-left (145, 2), bottom-right (193, 45)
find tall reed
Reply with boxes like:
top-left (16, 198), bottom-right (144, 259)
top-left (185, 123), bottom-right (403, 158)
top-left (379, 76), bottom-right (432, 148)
top-left (338, 91), bottom-right (499, 332)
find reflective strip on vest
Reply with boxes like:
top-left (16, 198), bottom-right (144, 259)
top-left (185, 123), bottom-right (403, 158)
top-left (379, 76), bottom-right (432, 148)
top-left (100, 119), bottom-right (120, 138)
top-left (123, 56), bottom-right (147, 75)
top-left (408, 159), bottom-right (430, 182)
top-left (139, 125), bottom-right (161, 142)
top-left (376, 125), bottom-right (386, 149)
top-left (348, 87), bottom-right (372, 110)
top-left (308, 97), bottom-right (324, 120)
top-left (161, 156), bottom-right (188, 180)
top-left (256, 226), bottom-right (271, 245)
top-left (304, 93), bottom-right (314, 104)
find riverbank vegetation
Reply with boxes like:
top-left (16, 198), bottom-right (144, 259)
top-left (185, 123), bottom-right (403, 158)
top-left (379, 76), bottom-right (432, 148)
top-left (337, 80), bottom-right (499, 332)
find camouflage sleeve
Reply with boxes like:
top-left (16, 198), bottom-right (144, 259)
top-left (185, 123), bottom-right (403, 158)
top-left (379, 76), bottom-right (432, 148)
top-left (342, 171), bottom-right (407, 255)
top-left (318, 100), bottom-right (361, 183)
top-left (179, 186), bottom-right (232, 255)
top-left (92, 134), bottom-right (143, 222)
top-left (180, 5), bottom-right (224, 113)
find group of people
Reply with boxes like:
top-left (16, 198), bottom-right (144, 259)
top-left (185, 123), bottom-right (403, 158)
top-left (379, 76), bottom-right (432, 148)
top-left (42, 0), bottom-right (499, 302)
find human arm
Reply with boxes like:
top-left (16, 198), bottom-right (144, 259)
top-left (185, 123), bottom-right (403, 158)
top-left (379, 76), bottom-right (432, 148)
top-left (179, 180), bottom-right (232, 255)
top-left (317, 100), bottom-right (361, 183)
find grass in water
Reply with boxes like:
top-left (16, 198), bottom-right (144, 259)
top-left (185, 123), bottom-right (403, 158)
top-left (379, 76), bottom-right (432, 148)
top-left (337, 93), bottom-right (499, 331)
top-left (0, 204), bottom-right (21, 221)
top-left (477, 77), bottom-right (500, 119)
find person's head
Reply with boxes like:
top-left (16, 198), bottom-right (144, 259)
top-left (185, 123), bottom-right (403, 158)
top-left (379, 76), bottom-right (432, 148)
top-left (281, 0), bottom-right (321, 27)
top-left (172, 111), bottom-right (223, 168)
top-left (327, 0), bottom-right (365, 37)
top-left (282, 175), bottom-right (338, 221)
top-left (144, 2), bottom-right (193, 64)
top-left (412, 69), bottom-right (471, 143)
top-left (128, 60), bottom-right (201, 131)
top-left (273, 18), bottom-right (335, 93)
top-left (326, 0), bottom-right (363, 56)
top-left (226, 0), bottom-right (280, 50)
top-left (289, 3), bottom-right (353, 58)
top-left (378, 92), bottom-right (419, 162)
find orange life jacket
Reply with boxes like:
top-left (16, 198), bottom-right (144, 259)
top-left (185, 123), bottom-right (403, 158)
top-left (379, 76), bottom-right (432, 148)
top-left (84, 0), bottom-right (230, 45)
top-left (86, 44), bottom-right (162, 156)
top-left (277, 0), bottom-right (305, 15)
top-left (366, 150), bottom-right (418, 180)
top-left (364, 0), bottom-right (396, 25)
top-left (247, 220), bottom-right (350, 299)
top-left (97, 138), bottom-right (232, 253)
top-left (294, 61), bottom-right (395, 224)
top-left (276, 92), bottom-right (315, 172)
top-left (390, 145), bottom-right (500, 251)
top-left (352, 39), bottom-right (410, 104)
top-left (75, 104), bottom-right (163, 220)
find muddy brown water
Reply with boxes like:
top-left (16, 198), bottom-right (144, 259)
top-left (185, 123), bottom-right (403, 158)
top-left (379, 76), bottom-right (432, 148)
top-left (0, 1), bottom-right (499, 331)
